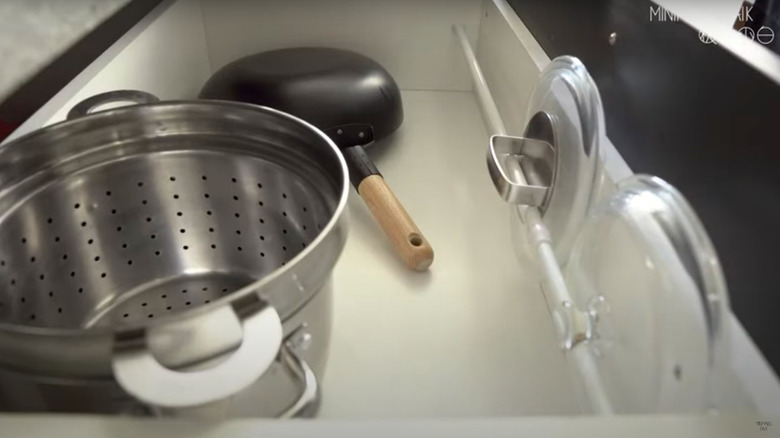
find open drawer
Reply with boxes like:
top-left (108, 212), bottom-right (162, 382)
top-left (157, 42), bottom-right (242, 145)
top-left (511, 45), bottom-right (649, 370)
top-left (1, 0), bottom-right (778, 423)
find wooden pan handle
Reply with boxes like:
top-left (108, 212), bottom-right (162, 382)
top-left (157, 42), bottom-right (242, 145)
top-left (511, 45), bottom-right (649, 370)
top-left (357, 175), bottom-right (434, 271)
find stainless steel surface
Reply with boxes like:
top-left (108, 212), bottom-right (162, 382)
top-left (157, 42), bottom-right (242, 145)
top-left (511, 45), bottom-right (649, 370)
top-left (487, 135), bottom-right (553, 207)
top-left (112, 303), bottom-right (284, 408)
top-left (0, 91), bottom-right (349, 414)
top-left (487, 111), bottom-right (557, 209)
top-left (228, 279), bottom-right (331, 418)
top-left (0, 278), bottom-right (333, 417)
top-left (67, 90), bottom-right (160, 120)
top-left (154, 329), bottom-right (318, 418)
top-left (278, 328), bottom-right (320, 418)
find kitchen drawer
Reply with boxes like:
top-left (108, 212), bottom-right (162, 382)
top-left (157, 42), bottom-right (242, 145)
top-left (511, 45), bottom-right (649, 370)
top-left (1, 0), bottom-right (778, 426)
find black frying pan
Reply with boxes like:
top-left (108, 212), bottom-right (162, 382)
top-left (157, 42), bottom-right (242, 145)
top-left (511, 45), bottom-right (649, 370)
top-left (200, 48), bottom-right (433, 271)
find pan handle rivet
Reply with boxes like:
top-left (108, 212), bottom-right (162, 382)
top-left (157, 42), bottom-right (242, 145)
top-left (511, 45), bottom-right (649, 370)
top-left (358, 132), bottom-right (365, 138)
top-left (336, 129), bottom-right (343, 135)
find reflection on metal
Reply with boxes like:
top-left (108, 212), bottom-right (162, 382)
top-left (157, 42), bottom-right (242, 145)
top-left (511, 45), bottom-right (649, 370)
top-left (487, 112), bottom-right (557, 212)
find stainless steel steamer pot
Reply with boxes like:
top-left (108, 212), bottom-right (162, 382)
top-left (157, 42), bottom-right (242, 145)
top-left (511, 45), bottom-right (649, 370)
top-left (0, 91), bottom-right (349, 416)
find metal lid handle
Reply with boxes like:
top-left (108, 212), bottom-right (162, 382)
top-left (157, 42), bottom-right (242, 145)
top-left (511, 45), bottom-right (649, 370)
top-left (487, 134), bottom-right (555, 207)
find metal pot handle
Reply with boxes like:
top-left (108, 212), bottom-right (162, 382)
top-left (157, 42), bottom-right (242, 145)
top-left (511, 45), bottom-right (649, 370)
top-left (67, 90), bottom-right (160, 120)
top-left (278, 330), bottom-right (320, 418)
top-left (111, 303), bottom-right (284, 409)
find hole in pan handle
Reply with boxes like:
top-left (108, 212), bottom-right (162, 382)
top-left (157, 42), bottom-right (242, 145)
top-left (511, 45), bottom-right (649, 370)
top-left (333, 126), bottom-right (434, 271)
top-left (67, 90), bottom-right (160, 120)
top-left (355, 169), bottom-right (435, 271)
top-left (111, 301), bottom-right (288, 410)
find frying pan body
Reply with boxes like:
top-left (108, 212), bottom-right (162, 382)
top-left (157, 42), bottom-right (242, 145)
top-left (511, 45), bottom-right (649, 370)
top-left (201, 47), bottom-right (433, 271)
top-left (199, 47), bottom-right (403, 147)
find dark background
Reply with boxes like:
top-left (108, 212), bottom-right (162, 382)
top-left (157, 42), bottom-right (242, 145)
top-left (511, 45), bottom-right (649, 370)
top-left (507, 0), bottom-right (780, 374)
top-left (0, 0), bottom-right (778, 374)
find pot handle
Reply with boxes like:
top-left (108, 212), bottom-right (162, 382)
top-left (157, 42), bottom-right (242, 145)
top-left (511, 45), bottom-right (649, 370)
top-left (67, 90), bottom-right (160, 120)
top-left (111, 303), bottom-right (283, 409)
top-left (278, 330), bottom-right (320, 418)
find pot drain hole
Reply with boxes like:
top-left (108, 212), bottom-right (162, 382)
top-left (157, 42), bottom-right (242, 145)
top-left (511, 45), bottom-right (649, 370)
top-left (0, 153), bottom-right (332, 328)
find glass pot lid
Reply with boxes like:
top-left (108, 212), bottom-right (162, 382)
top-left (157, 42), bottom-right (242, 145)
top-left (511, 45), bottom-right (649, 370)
top-left (563, 174), bottom-right (730, 413)
top-left (510, 56), bottom-right (605, 265)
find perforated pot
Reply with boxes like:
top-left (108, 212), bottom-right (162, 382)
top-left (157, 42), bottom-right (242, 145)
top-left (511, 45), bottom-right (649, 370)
top-left (0, 91), bottom-right (349, 415)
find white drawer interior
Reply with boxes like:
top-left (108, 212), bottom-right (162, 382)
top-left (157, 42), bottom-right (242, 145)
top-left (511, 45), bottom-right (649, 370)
top-left (4, 0), bottom-right (778, 419)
